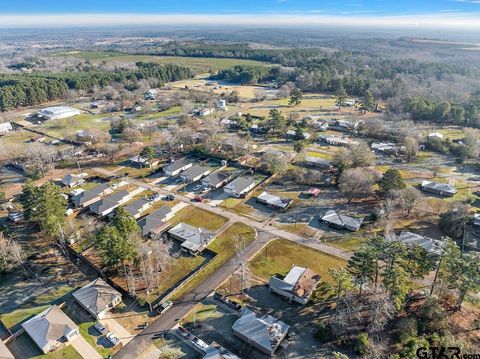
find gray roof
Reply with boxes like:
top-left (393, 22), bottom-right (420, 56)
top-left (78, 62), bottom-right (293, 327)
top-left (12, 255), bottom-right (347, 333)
top-left (181, 164), bottom-right (211, 180)
top-left (125, 197), bottom-right (151, 217)
top-left (304, 156), bottom-right (331, 167)
top-left (164, 159), bottom-right (192, 173)
top-left (168, 222), bottom-right (214, 252)
top-left (421, 180), bottom-right (456, 195)
top-left (397, 231), bottom-right (443, 255)
top-left (321, 210), bottom-right (363, 231)
top-left (269, 266), bottom-right (319, 300)
top-left (138, 206), bottom-right (172, 236)
top-left (73, 278), bottom-right (121, 317)
top-left (89, 190), bottom-right (129, 214)
top-left (129, 155), bottom-right (149, 164)
top-left (232, 308), bottom-right (289, 354)
top-left (227, 176), bottom-right (256, 193)
top-left (257, 191), bottom-right (292, 209)
top-left (62, 174), bottom-right (84, 186)
top-left (22, 305), bottom-right (78, 352)
top-left (202, 170), bottom-right (235, 187)
top-left (72, 183), bottom-right (110, 207)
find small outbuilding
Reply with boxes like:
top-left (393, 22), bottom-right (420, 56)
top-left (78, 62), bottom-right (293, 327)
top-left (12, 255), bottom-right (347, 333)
top-left (420, 180), bottom-right (456, 197)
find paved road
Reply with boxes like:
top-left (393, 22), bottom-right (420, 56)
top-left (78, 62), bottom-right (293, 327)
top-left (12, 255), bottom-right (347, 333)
top-left (115, 230), bottom-right (275, 359)
top-left (123, 176), bottom-right (351, 260)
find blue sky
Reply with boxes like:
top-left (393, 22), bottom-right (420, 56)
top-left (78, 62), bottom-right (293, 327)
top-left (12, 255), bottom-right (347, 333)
top-left (1, 0), bottom-right (480, 28)
top-left (1, 0), bottom-right (480, 15)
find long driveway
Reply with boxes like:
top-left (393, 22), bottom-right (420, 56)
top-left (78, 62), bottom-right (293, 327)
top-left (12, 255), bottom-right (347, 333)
top-left (115, 230), bottom-right (276, 359)
top-left (71, 335), bottom-right (102, 359)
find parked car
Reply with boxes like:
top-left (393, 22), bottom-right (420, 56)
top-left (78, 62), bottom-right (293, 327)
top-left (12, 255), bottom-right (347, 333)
top-left (106, 332), bottom-right (119, 345)
top-left (94, 322), bottom-right (107, 335)
top-left (192, 337), bottom-right (209, 351)
top-left (213, 292), bottom-right (227, 303)
top-left (193, 195), bottom-right (204, 202)
top-left (177, 326), bottom-right (190, 339)
top-left (157, 300), bottom-right (173, 315)
top-left (165, 194), bottom-right (176, 201)
top-left (193, 184), bottom-right (202, 191)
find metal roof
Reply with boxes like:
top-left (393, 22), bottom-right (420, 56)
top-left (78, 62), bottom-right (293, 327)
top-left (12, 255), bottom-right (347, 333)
top-left (257, 191), bottom-right (292, 209)
top-left (421, 180), bottom-right (456, 195)
top-left (232, 308), bottom-right (289, 354)
top-left (397, 231), bottom-right (443, 255)
top-left (168, 222), bottom-right (214, 252)
top-left (321, 210), bottom-right (363, 231)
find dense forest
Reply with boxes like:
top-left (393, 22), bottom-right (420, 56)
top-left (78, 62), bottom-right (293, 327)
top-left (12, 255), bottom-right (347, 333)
top-left (0, 62), bottom-right (194, 111)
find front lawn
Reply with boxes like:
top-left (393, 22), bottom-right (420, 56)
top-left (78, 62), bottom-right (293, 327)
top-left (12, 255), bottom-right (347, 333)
top-left (249, 238), bottom-right (346, 284)
top-left (170, 206), bottom-right (228, 231)
top-left (170, 222), bottom-right (256, 300)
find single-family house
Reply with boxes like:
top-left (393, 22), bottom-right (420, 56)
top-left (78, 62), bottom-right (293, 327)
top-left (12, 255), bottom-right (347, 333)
top-left (269, 266), bottom-right (320, 305)
top-left (73, 278), bottom-right (122, 320)
top-left (428, 132), bottom-right (444, 140)
top-left (180, 165), bottom-right (211, 183)
top-left (420, 180), bottom-right (456, 197)
top-left (224, 176), bottom-right (257, 198)
top-left (22, 305), bottom-right (79, 354)
top-left (124, 198), bottom-right (152, 219)
top-left (328, 119), bottom-right (359, 133)
top-left (199, 107), bottom-right (214, 117)
top-left (321, 210), bottom-right (363, 232)
top-left (129, 155), bottom-right (158, 168)
top-left (163, 159), bottom-right (194, 176)
top-left (37, 106), bottom-right (81, 121)
top-left (395, 231), bottom-right (443, 255)
top-left (302, 156), bottom-right (332, 169)
top-left (168, 222), bottom-right (215, 255)
top-left (138, 205), bottom-right (173, 237)
top-left (317, 135), bottom-right (354, 146)
top-left (72, 183), bottom-right (113, 208)
top-left (61, 174), bottom-right (85, 188)
top-left (232, 308), bottom-right (289, 356)
top-left (371, 142), bottom-right (404, 155)
top-left (0, 122), bottom-right (13, 135)
top-left (286, 130), bottom-right (310, 140)
top-left (89, 190), bottom-right (132, 217)
top-left (257, 191), bottom-right (292, 210)
top-left (0, 341), bottom-right (14, 359)
top-left (201, 170), bottom-right (236, 189)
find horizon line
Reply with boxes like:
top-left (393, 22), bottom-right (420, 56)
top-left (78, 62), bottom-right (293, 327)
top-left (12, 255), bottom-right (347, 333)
top-left (1, 12), bottom-right (480, 29)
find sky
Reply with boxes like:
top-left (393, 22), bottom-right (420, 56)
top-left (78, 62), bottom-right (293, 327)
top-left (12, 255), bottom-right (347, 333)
top-left (1, 0), bottom-right (480, 28)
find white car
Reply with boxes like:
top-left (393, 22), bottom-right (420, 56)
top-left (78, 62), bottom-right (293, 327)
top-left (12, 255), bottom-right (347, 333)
top-left (106, 332), bottom-right (119, 345)
top-left (94, 322), bottom-right (107, 335)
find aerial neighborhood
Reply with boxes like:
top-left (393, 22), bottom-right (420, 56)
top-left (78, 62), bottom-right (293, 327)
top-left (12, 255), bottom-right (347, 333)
top-left (0, 10), bottom-right (480, 359)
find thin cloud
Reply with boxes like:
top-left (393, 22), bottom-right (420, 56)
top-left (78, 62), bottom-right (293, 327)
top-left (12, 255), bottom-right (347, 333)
top-left (1, 13), bottom-right (480, 28)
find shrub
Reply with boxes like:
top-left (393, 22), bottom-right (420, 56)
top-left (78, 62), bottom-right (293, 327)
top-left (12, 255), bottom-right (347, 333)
top-left (355, 333), bottom-right (370, 355)
top-left (315, 322), bottom-right (334, 343)
top-left (397, 317), bottom-right (418, 344)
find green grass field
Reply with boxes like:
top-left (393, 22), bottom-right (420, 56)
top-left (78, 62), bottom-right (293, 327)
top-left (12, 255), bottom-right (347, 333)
top-left (170, 222), bottom-right (256, 300)
top-left (250, 238), bottom-right (346, 284)
top-left (170, 206), bottom-right (228, 231)
top-left (78, 322), bottom-right (114, 358)
top-left (54, 51), bottom-right (270, 73)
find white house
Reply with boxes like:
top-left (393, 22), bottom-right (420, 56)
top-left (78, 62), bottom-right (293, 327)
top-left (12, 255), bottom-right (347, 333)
top-left (223, 176), bottom-right (257, 198)
top-left (180, 165), bottom-right (211, 183)
top-left (22, 305), bottom-right (79, 354)
top-left (37, 106), bottom-right (81, 121)
top-left (269, 266), bottom-right (320, 305)
top-left (163, 159), bottom-right (194, 176)
top-left (61, 173), bottom-right (86, 188)
top-left (218, 99), bottom-right (227, 111)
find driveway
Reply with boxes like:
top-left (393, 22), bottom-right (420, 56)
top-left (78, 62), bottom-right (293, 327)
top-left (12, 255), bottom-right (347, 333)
top-left (101, 316), bottom-right (133, 347)
top-left (71, 335), bottom-right (102, 359)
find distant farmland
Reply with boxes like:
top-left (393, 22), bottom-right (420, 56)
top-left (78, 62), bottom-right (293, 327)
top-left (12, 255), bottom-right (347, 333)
top-left (54, 50), bottom-right (271, 73)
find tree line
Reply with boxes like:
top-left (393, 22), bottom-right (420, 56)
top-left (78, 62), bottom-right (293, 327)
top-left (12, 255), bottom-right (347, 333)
top-left (0, 62), bottom-right (194, 111)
